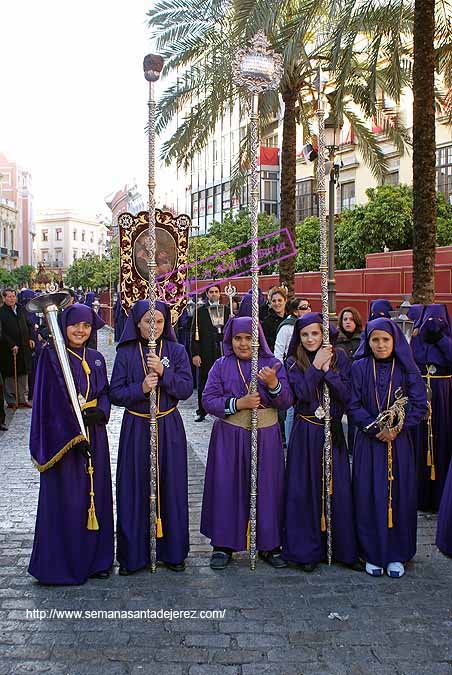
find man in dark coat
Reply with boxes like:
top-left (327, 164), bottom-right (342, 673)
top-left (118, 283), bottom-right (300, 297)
top-left (0, 317), bottom-right (7, 430)
top-left (0, 289), bottom-right (34, 408)
top-left (191, 284), bottom-right (230, 422)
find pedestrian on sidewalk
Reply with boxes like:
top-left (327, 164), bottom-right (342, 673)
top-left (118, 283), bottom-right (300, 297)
top-left (201, 316), bottom-right (292, 570)
top-left (28, 303), bottom-right (114, 585)
top-left (349, 318), bottom-right (427, 578)
top-left (282, 313), bottom-right (359, 573)
top-left (0, 288), bottom-right (34, 408)
top-left (110, 300), bottom-right (193, 574)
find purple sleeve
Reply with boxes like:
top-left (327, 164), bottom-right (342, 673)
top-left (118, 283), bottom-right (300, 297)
top-left (348, 361), bottom-right (377, 432)
top-left (159, 345), bottom-right (193, 401)
top-left (260, 359), bottom-right (293, 411)
top-left (403, 372), bottom-right (428, 428)
top-left (109, 348), bottom-right (147, 408)
top-left (286, 359), bottom-right (324, 403)
top-left (436, 336), bottom-right (452, 367)
top-left (323, 352), bottom-right (351, 408)
top-left (202, 360), bottom-right (228, 419)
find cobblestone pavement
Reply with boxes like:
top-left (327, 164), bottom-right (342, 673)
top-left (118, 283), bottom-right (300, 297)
top-left (0, 328), bottom-right (451, 675)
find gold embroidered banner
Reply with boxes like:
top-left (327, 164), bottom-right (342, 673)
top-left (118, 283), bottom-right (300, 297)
top-left (118, 209), bottom-right (191, 323)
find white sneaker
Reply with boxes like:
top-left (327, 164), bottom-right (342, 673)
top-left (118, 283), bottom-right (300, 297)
top-left (365, 561), bottom-right (384, 576)
top-left (387, 562), bottom-right (405, 578)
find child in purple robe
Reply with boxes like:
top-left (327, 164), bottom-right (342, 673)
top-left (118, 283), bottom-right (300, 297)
top-left (283, 312), bottom-right (359, 572)
top-left (350, 318), bottom-right (427, 578)
top-left (410, 304), bottom-right (452, 511)
top-left (29, 304), bottom-right (114, 585)
top-left (110, 300), bottom-right (193, 574)
top-left (201, 316), bottom-right (292, 570)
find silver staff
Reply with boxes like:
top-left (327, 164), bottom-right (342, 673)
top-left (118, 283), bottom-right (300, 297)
top-left (143, 53), bottom-right (164, 573)
top-left (316, 51), bottom-right (333, 565)
top-left (233, 33), bottom-right (283, 570)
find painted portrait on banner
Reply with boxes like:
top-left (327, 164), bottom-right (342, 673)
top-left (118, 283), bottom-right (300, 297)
top-left (133, 227), bottom-right (177, 282)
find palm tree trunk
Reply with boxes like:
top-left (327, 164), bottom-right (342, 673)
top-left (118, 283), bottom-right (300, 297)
top-left (279, 89), bottom-right (297, 295)
top-left (412, 0), bottom-right (436, 304)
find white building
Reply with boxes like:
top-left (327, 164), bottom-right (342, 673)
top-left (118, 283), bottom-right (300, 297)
top-left (34, 209), bottom-right (107, 271)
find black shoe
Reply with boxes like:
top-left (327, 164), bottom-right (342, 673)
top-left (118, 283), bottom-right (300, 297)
top-left (90, 570), bottom-right (110, 579)
top-left (195, 414), bottom-right (206, 422)
top-left (346, 560), bottom-right (365, 572)
top-left (300, 562), bottom-right (317, 573)
top-left (118, 567), bottom-right (131, 576)
top-left (210, 551), bottom-right (232, 570)
top-left (165, 561), bottom-right (186, 572)
top-left (259, 550), bottom-right (288, 569)
top-left (0, 424), bottom-right (7, 432)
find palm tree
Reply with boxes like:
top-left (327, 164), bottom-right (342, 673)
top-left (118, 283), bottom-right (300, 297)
top-left (412, 0), bottom-right (452, 303)
top-left (147, 0), bottom-right (413, 294)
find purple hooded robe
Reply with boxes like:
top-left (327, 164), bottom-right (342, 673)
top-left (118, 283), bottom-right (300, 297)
top-left (282, 313), bottom-right (358, 565)
top-left (350, 318), bottom-right (427, 568)
top-left (410, 304), bottom-right (452, 511)
top-left (437, 461), bottom-right (452, 555)
top-left (201, 316), bottom-right (292, 552)
top-left (28, 304), bottom-right (114, 585)
top-left (110, 300), bottom-right (193, 570)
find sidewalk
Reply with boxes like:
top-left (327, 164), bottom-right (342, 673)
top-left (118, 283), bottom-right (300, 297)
top-left (0, 328), bottom-right (451, 675)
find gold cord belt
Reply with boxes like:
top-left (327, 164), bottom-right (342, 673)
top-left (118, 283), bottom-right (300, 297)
top-left (421, 373), bottom-right (452, 482)
top-left (223, 408), bottom-right (278, 430)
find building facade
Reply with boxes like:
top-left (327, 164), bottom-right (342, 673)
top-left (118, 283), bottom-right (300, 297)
top-left (34, 209), bottom-right (107, 271)
top-left (105, 183), bottom-right (145, 239)
top-left (181, 89), bottom-right (452, 233)
top-left (0, 197), bottom-right (18, 270)
top-left (0, 152), bottom-right (35, 266)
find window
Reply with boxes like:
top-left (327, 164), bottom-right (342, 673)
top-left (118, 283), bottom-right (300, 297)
top-left (340, 181), bottom-right (356, 211)
top-left (73, 230), bottom-right (77, 241)
top-left (437, 145), bottom-right (452, 206)
top-left (90, 232), bottom-right (94, 244)
top-left (73, 249), bottom-right (78, 260)
top-left (296, 179), bottom-right (317, 222)
top-left (191, 193), bottom-right (199, 219)
top-left (383, 171), bottom-right (399, 186)
top-left (199, 191), bottom-right (206, 217)
top-left (263, 203), bottom-right (278, 216)
top-left (222, 182), bottom-right (231, 210)
top-left (42, 230), bottom-right (48, 242)
top-left (263, 134), bottom-right (278, 147)
top-left (214, 185), bottom-right (222, 214)
top-left (56, 228), bottom-right (62, 241)
top-left (81, 230), bottom-right (86, 242)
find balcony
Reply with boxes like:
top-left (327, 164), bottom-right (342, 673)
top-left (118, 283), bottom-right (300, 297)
top-left (10, 249), bottom-right (19, 258)
top-left (0, 247), bottom-right (8, 257)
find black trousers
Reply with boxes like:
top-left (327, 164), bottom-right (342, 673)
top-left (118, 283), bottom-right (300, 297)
top-left (196, 369), bottom-right (209, 417)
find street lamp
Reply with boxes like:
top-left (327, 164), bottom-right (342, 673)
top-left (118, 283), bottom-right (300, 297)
top-left (324, 114), bottom-right (342, 318)
top-left (232, 32), bottom-right (283, 570)
top-left (143, 52), bottom-right (164, 573)
top-left (390, 298), bottom-right (415, 342)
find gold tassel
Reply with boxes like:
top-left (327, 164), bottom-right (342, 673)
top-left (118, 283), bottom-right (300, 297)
top-left (320, 515), bottom-right (326, 532)
top-left (156, 517), bottom-right (163, 538)
top-left (329, 479), bottom-right (333, 496)
top-left (426, 449), bottom-right (432, 467)
top-left (82, 359), bottom-right (91, 376)
top-left (246, 520), bottom-right (251, 551)
top-left (86, 458), bottom-right (99, 531)
top-left (388, 506), bottom-right (393, 529)
top-left (431, 465), bottom-right (436, 481)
